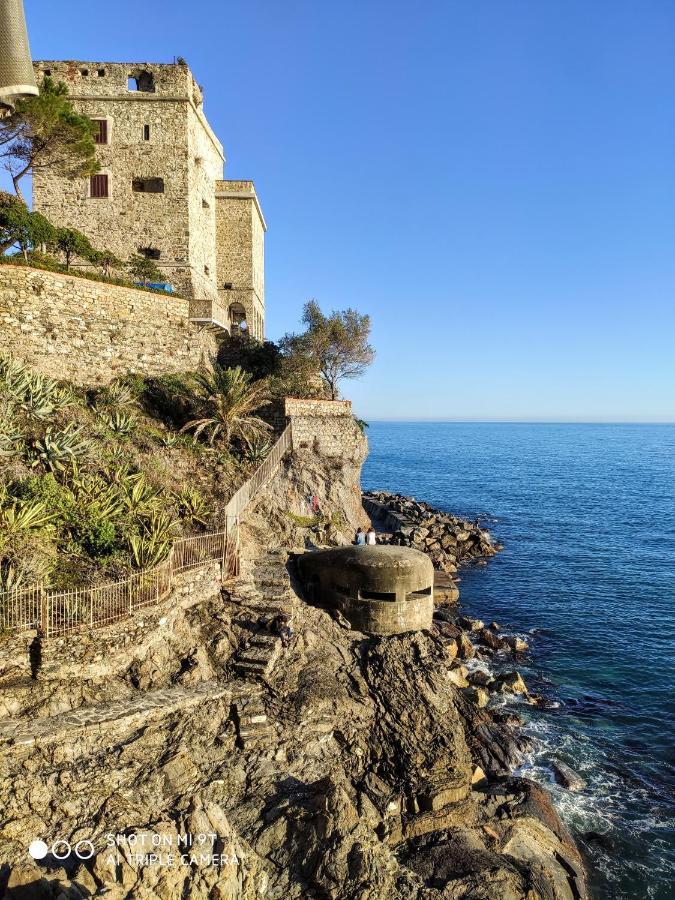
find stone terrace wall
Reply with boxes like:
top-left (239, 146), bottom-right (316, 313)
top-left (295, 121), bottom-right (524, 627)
top-left (285, 398), bottom-right (362, 458)
top-left (0, 265), bottom-right (218, 385)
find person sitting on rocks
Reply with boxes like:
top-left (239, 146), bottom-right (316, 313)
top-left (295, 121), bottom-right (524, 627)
top-left (355, 527), bottom-right (366, 545)
top-left (366, 527), bottom-right (377, 545)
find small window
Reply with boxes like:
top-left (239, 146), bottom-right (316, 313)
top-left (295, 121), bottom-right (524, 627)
top-left (43, 69), bottom-right (51, 76)
top-left (97, 68), bottom-right (106, 77)
top-left (132, 177), bottom-right (164, 194)
top-left (128, 71), bottom-right (155, 93)
top-left (90, 174), bottom-right (109, 199)
top-left (359, 590), bottom-right (396, 602)
top-left (204, 266), bottom-right (209, 275)
top-left (202, 198), bottom-right (209, 209)
top-left (143, 124), bottom-right (150, 141)
top-left (80, 68), bottom-right (89, 77)
top-left (223, 282), bottom-right (232, 290)
top-left (93, 119), bottom-right (108, 145)
top-left (138, 247), bottom-right (161, 260)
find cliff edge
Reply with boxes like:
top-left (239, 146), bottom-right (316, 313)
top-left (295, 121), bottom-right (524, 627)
top-left (0, 429), bottom-right (586, 899)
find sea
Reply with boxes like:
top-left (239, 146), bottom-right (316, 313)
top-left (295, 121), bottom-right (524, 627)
top-left (361, 422), bottom-right (675, 899)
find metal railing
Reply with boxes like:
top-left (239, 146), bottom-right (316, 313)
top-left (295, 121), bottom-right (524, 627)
top-left (0, 424), bottom-right (292, 638)
top-left (224, 424), bottom-right (292, 520)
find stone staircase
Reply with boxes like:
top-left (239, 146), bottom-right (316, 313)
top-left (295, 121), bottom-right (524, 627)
top-left (226, 551), bottom-right (296, 682)
top-left (232, 632), bottom-right (281, 678)
top-left (230, 681), bottom-right (276, 748)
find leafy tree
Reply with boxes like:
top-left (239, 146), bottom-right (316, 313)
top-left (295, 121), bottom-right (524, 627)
top-left (181, 364), bottom-right (271, 445)
top-left (281, 300), bottom-right (375, 400)
top-left (89, 248), bottom-right (122, 277)
top-left (128, 253), bottom-right (162, 286)
top-left (0, 77), bottom-right (99, 203)
top-left (53, 227), bottom-right (94, 271)
top-left (0, 192), bottom-right (56, 258)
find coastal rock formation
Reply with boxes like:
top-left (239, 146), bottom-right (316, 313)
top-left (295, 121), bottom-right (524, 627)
top-left (363, 490), bottom-right (499, 574)
top-left (0, 454), bottom-right (586, 899)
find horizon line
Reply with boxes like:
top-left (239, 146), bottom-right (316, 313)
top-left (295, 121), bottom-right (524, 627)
top-left (358, 418), bottom-right (675, 425)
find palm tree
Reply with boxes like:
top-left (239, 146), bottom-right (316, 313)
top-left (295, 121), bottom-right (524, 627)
top-left (181, 364), bottom-right (271, 446)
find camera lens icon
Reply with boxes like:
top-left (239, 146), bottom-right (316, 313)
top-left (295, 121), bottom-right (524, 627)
top-left (29, 839), bottom-right (95, 861)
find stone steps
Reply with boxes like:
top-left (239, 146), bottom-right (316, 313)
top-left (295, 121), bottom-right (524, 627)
top-left (233, 696), bottom-right (275, 748)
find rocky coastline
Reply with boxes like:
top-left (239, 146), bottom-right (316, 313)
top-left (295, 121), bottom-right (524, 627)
top-left (0, 445), bottom-right (588, 899)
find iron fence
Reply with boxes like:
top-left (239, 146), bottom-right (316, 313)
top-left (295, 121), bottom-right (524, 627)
top-left (0, 423), bottom-right (292, 638)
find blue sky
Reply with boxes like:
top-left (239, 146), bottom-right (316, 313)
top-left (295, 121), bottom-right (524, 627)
top-left (10, 1), bottom-right (675, 421)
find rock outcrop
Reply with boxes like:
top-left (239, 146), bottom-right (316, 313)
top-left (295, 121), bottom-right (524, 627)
top-left (0, 451), bottom-right (586, 899)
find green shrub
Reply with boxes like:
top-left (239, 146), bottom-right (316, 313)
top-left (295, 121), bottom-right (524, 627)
top-left (79, 519), bottom-right (117, 557)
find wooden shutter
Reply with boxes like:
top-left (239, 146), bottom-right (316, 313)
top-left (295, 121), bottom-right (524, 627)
top-left (93, 119), bottom-right (108, 144)
top-left (90, 174), bottom-right (108, 198)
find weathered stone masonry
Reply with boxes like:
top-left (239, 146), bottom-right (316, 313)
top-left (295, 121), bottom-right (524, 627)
top-left (0, 265), bottom-right (218, 385)
top-left (285, 398), bottom-right (362, 457)
top-left (31, 60), bottom-right (266, 339)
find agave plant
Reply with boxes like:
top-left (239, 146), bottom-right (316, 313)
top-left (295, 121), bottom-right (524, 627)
top-left (0, 407), bottom-right (24, 459)
top-left (27, 424), bottom-right (89, 473)
top-left (99, 379), bottom-right (137, 409)
top-left (129, 511), bottom-right (178, 569)
top-left (99, 410), bottom-right (136, 436)
top-left (119, 473), bottom-right (162, 518)
top-left (71, 473), bottom-right (126, 522)
top-left (242, 434), bottom-right (272, 464)
top-left (0, 497), bottom-right (55, 536)
top-left (162, 432), bottom-right (181, 448)
top-left (0, 354), bottom-right (29, 392)
top-left (14, 372), bottom-right (78, 420)
top-left (173, 486), bottom-right (209, 527)
top-left (180, 364), bottom-right (271, 446)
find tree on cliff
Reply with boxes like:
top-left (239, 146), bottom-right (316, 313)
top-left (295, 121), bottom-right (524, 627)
top-left (281, 300), bottom-right (375, 400)
top-left (0, 77), bottom-right (99, 204)
top-left (181, 364), bottom-right (272, 446)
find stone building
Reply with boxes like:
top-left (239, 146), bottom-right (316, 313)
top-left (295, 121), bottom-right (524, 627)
top-left (31, 60), bottom-right (266, 339)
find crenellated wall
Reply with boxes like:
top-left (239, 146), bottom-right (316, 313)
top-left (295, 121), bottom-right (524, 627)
top-left (0, 265), bottom-right (218, 385)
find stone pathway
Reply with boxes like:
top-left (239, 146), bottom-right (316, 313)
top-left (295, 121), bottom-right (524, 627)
top-left (0, 680), bottom-right (229, 748)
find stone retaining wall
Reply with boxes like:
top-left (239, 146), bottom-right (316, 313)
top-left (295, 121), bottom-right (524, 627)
top-left (0, 265), bottom-right (219, 385)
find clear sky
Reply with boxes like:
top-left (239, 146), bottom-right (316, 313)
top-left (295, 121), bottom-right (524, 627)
top-left (11, 0), bottom-right (675, 421)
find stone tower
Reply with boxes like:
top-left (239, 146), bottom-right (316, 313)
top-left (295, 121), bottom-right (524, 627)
top-left (30, 60), bottom-right (265, 339)
top-left (215, 181), bottom-right (266, 340)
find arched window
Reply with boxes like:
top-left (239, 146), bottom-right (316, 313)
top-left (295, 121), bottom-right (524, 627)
top-left (229, 302), bottom-right (247, 333)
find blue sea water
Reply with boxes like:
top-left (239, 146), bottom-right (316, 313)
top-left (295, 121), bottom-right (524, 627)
top-left (361, 422), bottom-right (675, 899)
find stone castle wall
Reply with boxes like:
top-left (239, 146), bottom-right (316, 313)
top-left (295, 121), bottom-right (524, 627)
top-left (285, 398), bottom-right (362, 457)
top-left (32, 61), bottom-right (224, 302)
top-left (0, 265), bottom-right (218, 385)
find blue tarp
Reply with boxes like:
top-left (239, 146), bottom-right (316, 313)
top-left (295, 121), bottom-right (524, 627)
top-left (135, 282), bottom-right (174, 293)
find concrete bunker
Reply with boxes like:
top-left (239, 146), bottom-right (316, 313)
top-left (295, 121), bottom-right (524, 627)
top-left (297, 545), bottom-right (434, 636)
